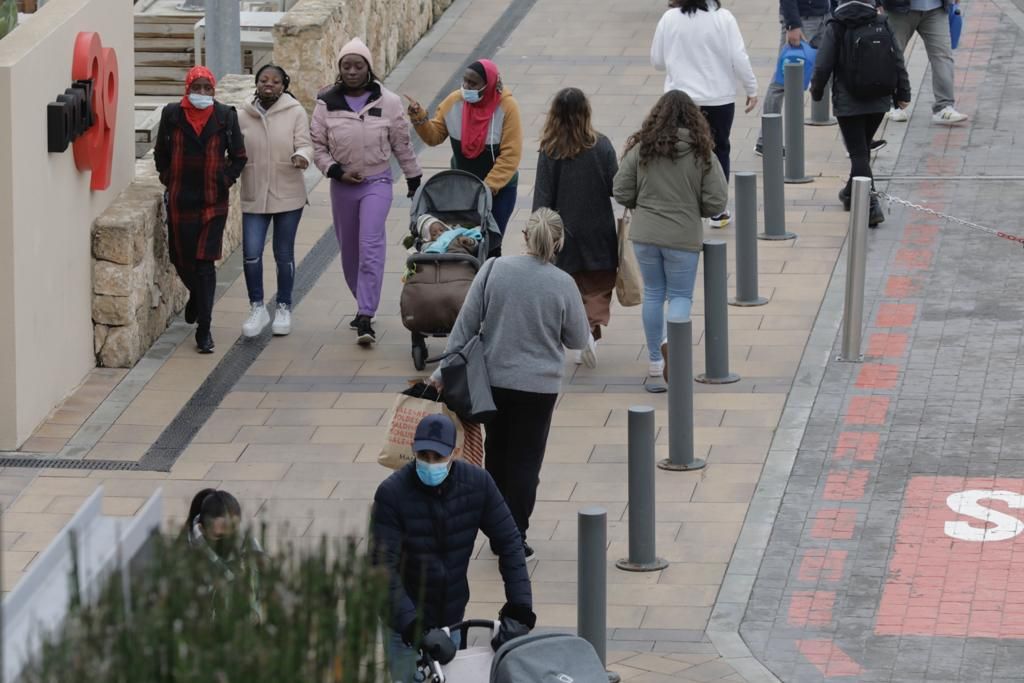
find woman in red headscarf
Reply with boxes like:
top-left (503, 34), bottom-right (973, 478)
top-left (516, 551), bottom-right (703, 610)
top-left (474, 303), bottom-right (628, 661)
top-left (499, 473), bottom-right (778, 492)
top-left (155, 66), bottom-right (248, 353)
top-left (404, 60), bottom-right (522, 257)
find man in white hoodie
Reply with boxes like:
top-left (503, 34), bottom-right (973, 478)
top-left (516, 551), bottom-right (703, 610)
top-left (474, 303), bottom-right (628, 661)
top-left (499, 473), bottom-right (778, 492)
top-left (651, 0), bottom-right (758, 227)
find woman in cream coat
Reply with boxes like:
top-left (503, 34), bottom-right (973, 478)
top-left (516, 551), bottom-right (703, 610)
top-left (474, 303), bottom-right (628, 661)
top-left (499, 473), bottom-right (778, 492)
top-left (238, 64), bottom-right (313, 338)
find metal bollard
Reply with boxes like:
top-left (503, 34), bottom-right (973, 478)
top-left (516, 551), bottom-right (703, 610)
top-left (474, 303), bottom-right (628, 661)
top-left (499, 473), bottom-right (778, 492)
top-left (730, 173), bottom-right (768, 307)
top-left (807, 77), bottom-right (837, 126)
top-left (658, 319), bottom-right (705, 472)
top-left (616, 407), bottom-right (669, 572)
top-left (783, 61), bottom-right (812, 184)
top-left (838, 177), bottom-right (871, 362)
top-left (758, 114), bottom-right (796, 241)
top-left (578, 507), bottom-right (622, 683)
top-left (697, 240), bottom-right (740, 385)
top-left (204, 0), bottom-right (242, 78)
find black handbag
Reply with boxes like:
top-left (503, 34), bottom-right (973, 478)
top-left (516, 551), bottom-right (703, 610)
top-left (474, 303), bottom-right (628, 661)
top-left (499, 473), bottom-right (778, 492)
top-left (438, 260), bottom-right (498, 424)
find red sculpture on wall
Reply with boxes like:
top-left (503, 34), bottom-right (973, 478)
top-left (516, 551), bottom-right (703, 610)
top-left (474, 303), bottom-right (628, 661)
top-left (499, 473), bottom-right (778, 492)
top-left (71, 31), bottom-right (118, 191)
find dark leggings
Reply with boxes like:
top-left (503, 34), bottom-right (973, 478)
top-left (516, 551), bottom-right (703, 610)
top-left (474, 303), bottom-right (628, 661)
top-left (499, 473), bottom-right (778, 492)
top-left (484, 387), bottom-right (558, 544)
top-left (700, 103), bottom-right (735, 181)
top-left (176, 260), bottom-right (216, 335)
top-left (837, 112), bottom-right (885, 192)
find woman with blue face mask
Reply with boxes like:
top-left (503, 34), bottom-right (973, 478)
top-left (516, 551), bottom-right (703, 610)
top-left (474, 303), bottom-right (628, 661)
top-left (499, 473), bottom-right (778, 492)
top-left (155, 66), bottom-right (247, 353)
top-left (404, 60), bottom-right (523, 257)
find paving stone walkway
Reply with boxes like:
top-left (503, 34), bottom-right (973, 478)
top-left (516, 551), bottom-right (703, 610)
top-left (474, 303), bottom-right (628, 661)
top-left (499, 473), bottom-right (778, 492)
top-left (740, 1), bottom-right (1024, 680)
top-left (2, 0), bottom-right (996, 679)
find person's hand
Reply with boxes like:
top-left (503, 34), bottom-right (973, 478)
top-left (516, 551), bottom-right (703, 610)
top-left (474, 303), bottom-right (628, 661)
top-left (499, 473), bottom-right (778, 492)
top-left (897, 101), bottom-right (910, 110)
top-left (427, 375), bottom-right (443, 392)
top-left (786, 28), bottom-right (804, 47)
top-left (291, 156), bottom-right (309, 170)
top-left (403, 94), bottom-right (425, 120)
top-left (745, 95), bottom-right (759, 114)
top-left (406, 175), bottom-right (422, 198)
top-left (490, 603), bottom-right (536, 652)
top-left (421, 629), bottom-right (457, 665)
top-left (341, 171), bottom-right (364, 184)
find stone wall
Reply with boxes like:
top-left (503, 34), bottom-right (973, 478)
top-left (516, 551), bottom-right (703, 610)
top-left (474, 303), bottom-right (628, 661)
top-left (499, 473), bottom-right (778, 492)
top-left (273, 0), bottom-right (455, 112)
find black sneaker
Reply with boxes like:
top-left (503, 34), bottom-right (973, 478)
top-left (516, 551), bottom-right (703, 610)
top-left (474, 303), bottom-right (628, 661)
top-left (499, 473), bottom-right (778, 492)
top-left (868, 198), bottom-right (885, 228)
top-left (196, 330), bottom-right (215, 354)
top-left (349, 315), bottom-right (375, 330)
top-left (184, 297), bottom-right (197, 324)
top-left (356, 315), bottom-right (376, 346)
top-left (754, 142), bottom-right (785, 158)
top-left (523, 543), bottom-right (536, 561)
top-left (839, 186), bottom-right (851, 211)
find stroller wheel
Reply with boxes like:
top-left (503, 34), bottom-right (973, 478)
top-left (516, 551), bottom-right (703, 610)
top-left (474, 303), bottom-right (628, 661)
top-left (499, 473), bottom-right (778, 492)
top-left (412, 342), bottom-right (427, 371)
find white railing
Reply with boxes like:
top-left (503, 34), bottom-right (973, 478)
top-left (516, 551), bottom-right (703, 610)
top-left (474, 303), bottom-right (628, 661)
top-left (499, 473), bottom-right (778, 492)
top-left (2, 486), bottom-right (163, 683)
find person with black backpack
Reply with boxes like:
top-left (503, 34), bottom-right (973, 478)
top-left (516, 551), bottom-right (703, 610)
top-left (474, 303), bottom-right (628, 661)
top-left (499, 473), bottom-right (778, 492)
top-left (811, 0), bottom-right (911, 227)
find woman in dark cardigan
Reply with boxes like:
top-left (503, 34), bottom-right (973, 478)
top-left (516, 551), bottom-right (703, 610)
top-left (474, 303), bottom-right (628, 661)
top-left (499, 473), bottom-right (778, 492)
top-left (155, 66), bottom-right (247, 353)
top-left (532, 88), bottom-right (618, 369)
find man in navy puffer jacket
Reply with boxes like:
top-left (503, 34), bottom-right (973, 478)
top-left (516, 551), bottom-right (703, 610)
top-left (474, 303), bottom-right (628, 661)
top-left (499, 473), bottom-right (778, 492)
top-left (372, 414), bottom-right (534, 681)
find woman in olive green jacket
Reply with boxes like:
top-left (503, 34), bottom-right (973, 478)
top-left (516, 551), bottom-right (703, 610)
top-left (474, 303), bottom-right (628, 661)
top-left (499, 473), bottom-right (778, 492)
top-left (613, 90), bottom-right (728, 378)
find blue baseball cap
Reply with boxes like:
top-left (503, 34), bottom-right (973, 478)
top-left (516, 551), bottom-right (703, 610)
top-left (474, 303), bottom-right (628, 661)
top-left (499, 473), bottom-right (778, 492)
top-left (412, 414), bottom-right (457, 457)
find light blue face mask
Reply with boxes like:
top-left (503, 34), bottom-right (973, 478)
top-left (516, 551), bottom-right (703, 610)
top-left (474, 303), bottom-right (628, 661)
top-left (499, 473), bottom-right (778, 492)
top-left (461, 87), bottom-right (482, 104)
top-left (188, 93), bottom-right (214, 110)
top-left (416, 459), bottom-right (451, 487)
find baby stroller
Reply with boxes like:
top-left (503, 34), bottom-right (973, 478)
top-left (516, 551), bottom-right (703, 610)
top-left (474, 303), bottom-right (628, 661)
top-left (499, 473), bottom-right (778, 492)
top-left (416, 620), bottom-right (609, 682)
top-left (401, 170), bottom-right (501, 371)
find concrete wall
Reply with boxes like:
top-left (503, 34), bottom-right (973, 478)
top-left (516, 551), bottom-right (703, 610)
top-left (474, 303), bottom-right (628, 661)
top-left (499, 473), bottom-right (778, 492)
top-left (0, 0), bottom-right (135, 448)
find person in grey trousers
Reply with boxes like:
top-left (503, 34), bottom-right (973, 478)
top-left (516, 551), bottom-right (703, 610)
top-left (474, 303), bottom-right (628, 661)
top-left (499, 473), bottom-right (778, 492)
top-left (756, 0), bottom-right (832, 155)
top-left (431, 208), bottom-right (589, 561)
top-left (880, 0), bottom-right (968, 124)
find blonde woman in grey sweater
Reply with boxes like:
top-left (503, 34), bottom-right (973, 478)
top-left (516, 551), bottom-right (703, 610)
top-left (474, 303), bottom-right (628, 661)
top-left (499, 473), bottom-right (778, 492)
top-left (432, 208), bottom-right (589, 560)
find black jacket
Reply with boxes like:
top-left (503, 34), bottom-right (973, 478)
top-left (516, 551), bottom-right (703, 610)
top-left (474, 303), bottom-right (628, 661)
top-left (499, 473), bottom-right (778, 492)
top-left (371, 460), bottom-right (532, 635)
top-left (782, 0), bottom-right (831, 28)
top-left (810, 2), bottom-right (912, 116)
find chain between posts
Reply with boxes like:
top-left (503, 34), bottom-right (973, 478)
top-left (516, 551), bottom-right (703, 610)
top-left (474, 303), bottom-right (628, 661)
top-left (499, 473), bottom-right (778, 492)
top-left (876, 191), bottom-right (1024, 247)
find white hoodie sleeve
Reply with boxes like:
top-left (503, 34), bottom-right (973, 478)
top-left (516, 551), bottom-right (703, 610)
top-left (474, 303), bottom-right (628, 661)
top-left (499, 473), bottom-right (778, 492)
top-left (725, 11), bottom-right (758, 97)
top-left (651, 13), bottom-right (667, 72)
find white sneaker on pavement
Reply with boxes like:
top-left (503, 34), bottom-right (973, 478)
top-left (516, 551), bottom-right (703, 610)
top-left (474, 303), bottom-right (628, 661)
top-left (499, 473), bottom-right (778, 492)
top-left (932, 106), bottom-right (968, 125)
top-left (581, 334), bottom-right (598, 369)
top-left (272, 303), bottom-right (291, 336)
top-left (242, 302), bottom-right (270, 338)
top-left (648, 359), bottom-right (665, 378)
top-left (888, 107), bottom-right (909, 122)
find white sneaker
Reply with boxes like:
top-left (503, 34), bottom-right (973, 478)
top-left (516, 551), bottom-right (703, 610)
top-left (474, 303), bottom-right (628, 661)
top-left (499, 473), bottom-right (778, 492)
top-left (581, 335), bottom-right (598, 369)
top-left (932, 106), bottom-right (968, 125)
top-left (648, 359), bottom-right (665, 377)
top-left (888, 107), bottom-right (909, 122)
top-left (242, 302), bottom-right (270, 338)
top-left (272, 303), bottom-right (291, 336)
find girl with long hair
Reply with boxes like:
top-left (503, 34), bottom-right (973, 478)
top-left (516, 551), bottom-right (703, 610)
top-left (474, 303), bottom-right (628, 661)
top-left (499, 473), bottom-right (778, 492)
top-left (533, 88), bottom-right (619, 368)
top-left (613, 90), bottom-right (728, 378)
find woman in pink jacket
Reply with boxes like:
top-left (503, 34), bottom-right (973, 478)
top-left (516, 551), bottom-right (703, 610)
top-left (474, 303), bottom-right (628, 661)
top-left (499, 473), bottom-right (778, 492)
top-left (311, 38), bottom-right (422, 346)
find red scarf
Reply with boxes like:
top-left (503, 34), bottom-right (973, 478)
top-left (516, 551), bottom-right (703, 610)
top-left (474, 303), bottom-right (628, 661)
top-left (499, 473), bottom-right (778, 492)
top-left (181, 66), bottom-right (217, 135)
top-left (460, 59), bottom-right (502, 160)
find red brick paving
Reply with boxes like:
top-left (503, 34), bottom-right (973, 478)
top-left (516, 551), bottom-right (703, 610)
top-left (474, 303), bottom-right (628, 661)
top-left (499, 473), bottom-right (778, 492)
top-left (843, 396), bottom-right (890, 425)
top-left (832, 432), bottom-right (880, 462)
top-left (875, 303), bottom-right (917, 328)
top-left (866, 333), bottom-right (908, 358)
top-left (823, 470), bottom-right (871, 502)
top-left (855, 363), bottom-right (901, 389)
top-left (885, 276), bottom-right (920, 298)
top-left (796, 639), bottom-right (864, 678)
top-left (810, 508), bottom-right (858, 540)
top-left (798, 549), bottom-right (848, 583)
top-left (895, 248), bottom-right (934, 270)
top-left (788, 591), bottom-right (836, 627)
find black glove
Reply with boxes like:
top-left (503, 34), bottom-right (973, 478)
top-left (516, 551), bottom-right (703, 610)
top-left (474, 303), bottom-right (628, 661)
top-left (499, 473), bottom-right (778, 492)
top-left (421, 628), bottom-right (457, 665)
top-left (326, 163), bottom-right (344, 181)
top-left (491, 603), bottom-right (536, 651)
top-left (406, 175), bottom-right (422, 198)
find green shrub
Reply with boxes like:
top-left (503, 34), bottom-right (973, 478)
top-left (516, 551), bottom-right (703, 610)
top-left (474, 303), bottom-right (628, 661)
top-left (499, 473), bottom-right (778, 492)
top-left (20, 529), bottom-right (391, 683)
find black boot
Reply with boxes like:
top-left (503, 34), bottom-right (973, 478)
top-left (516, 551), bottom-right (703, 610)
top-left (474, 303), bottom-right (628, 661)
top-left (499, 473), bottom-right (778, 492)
top-left (839, 186), bottom-right (851, 212)
top-left (195, 330), bottom-right (215, 354)
top-left (194, 261), bottom-right (217, 352)
top-left (868, 197), bottom-right (885, 227)
top-left (184, 296), bottom-right (197, 324)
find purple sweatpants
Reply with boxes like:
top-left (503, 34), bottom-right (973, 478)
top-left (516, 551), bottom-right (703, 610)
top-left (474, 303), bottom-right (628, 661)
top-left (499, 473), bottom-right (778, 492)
top-left (329, 177), bottom-right (393, 317)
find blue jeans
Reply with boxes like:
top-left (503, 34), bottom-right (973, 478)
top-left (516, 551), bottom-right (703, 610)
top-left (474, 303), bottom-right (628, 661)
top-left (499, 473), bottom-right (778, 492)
top-left (633, 243), bottom-right (701, 362)
top-left (242, 209), bottom-right (302, 306)
top-left (488, 181), bottom-right (518, 257)
top-left (387, 628), bottom-right (461, 683)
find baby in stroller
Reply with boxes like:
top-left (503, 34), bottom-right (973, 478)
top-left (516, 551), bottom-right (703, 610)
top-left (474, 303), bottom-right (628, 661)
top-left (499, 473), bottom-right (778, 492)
top-left (409, 214), bottom-right (483, 256)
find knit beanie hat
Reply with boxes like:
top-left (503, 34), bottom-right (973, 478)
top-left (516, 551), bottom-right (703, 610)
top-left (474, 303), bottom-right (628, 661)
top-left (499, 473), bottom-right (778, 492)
top-left (417, 214), bottom-right (447, 241)
top-left (338, 37), bottom-right (373, 72)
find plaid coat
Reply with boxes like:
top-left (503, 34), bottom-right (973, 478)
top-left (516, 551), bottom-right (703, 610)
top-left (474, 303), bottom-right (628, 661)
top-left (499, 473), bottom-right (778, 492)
top-left (155, 102), bottom-right (247, 270)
